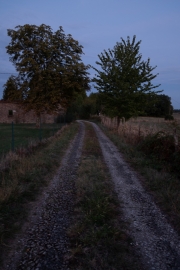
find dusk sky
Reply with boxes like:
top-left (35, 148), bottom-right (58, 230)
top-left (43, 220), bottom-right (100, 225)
top-left (0, 0), bottom-right (180, 108)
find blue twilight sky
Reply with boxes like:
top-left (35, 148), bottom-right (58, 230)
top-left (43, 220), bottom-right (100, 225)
top-left (0, 0), bottom-right (180, 108)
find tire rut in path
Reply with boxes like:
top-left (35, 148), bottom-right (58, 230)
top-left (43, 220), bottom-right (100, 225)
top-left (89, 121), bottom-right (180, 270)
top-left (3, 121), bottom-right (85, 270)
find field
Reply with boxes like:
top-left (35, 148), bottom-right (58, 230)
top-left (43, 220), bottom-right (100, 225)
top-left (0, 123), bottom-right (65, 157)
top-left (100, 114), bottom-right (180, 171)
top-left (127, 113), bottom-right (180, 136)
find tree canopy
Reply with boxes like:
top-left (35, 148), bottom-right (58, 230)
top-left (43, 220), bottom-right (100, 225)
top-left (92, 35), bottom-right (162, 119)
top-left (5, 24), bottom-right (90, 116)
top-left (3, 75), bottom-right (22, 101)
top-left (144, 94), bottom-right (173, 117)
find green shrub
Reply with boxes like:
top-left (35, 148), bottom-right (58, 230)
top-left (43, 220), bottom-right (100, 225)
top-left (165, 114), bottom-right (174, 120)
top-left (137, 131), bottom-right (180, 175)
top-left (172, 150), bottom-right (180, 174)
top-left (138, 132), bottom-right (174, 160)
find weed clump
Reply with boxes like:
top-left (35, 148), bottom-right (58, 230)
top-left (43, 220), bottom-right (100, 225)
top-left (137, 131), bottom-right (180, 175)
top-left (165, 114), bottom-right (174, 121)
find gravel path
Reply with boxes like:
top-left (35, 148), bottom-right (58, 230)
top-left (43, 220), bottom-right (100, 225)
top-left (3, 121), bottom-right (180, 270)
top-left (90, 121), bottom-right (180, 270)
top-left (3, 121), bottom-right (85, 270)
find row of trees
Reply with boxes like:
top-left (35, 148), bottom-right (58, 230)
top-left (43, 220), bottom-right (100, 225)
top-left (3, 25), bottom-right (173, 121)
top-left (144, 94), bottom-right (173, 117)
top-left (65, 92), bottom-right (173, 120)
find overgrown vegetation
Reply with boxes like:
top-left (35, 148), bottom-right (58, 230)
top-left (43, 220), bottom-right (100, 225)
top-left (0, 122), bottom-right (79, 264)
top-left (68, 123), bottom-right (142, 270)
top-left (97, 119), bottom-right (180, 234)
top-left (137, 131), bottom-right (180, 174)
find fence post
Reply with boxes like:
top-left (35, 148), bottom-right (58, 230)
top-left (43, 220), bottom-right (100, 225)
top-left (11, 121), bottom-right (14, 151)
top-left (39, 117), bottom-right (42, 141)
top-left (53, 123), bottom-right (55, 136)
top-left (174, 128), bottom-right (178, 151)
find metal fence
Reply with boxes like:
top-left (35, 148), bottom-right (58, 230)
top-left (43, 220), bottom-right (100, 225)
top-left (0, 121), bottom-right (66, 156)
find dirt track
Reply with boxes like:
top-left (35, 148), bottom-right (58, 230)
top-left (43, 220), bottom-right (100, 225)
top-left (91, 121), bottom-right (180, 270)
top-left (3, 121), bottom-right (180, 270)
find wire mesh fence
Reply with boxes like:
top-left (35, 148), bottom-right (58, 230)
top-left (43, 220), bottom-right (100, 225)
top-left (0, 121), bottom-right (66, 157)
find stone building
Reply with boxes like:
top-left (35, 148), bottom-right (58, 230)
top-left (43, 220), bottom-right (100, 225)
top-left (0, 101), bottom-right (63, 124)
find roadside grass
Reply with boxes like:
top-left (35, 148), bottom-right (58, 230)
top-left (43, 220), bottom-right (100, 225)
top-left (0, 123), bottom-right (65, 157)
top-left (0, 122), bottom-right (79, 264)
top-left (96, 121), bottom-right (180, 234)
top-left (173, 112), bottom-right (180, 126)
top-left (68, 123), bottom-right (142, 270)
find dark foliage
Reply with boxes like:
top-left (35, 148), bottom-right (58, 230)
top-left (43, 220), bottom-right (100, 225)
top-left (5, 24), bottom-right (90, 116)
top-left (92, 35), bottom-right (162, 119)
top-left (144, 94), bottom-right (173, 117)
top-left (137, 132), bottom-right (180, 175)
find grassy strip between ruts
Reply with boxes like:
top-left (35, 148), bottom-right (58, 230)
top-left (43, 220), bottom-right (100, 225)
top-left (67, 123), bottom-right (142, 270)
top-left (0, 122), bottom-right (79, 265)
top-left (97, 122), bottom-right (180, 235)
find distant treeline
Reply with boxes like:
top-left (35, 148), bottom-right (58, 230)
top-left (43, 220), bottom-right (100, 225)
top-left (173, 109), bottom-right (180, 113)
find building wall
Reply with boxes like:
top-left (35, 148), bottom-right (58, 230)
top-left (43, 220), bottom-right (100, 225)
top-left (0, 101), bottom-right (60, 124)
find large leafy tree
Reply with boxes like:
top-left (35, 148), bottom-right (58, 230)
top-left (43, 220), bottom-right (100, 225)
top-left (92, 35), bottom-right (162, 120)
top-left (6, 24), bottom-right (90, 117)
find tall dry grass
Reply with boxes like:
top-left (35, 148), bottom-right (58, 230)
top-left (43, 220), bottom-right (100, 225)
top-left (101, 115), bottom-right (180, 147)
